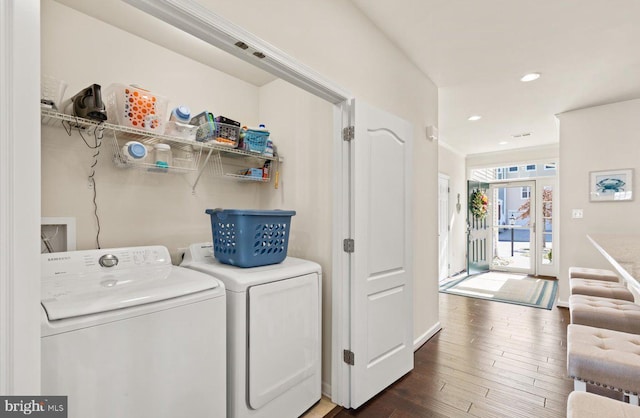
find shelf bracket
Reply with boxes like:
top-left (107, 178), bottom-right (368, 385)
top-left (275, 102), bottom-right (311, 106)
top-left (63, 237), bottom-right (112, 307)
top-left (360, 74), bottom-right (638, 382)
top-left (191, 147), bottom-right (215, 194)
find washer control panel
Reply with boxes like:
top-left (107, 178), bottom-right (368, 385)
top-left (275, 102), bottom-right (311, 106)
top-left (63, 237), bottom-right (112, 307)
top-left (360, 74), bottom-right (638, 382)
top-left (42, 246), bottom-right (170, 277)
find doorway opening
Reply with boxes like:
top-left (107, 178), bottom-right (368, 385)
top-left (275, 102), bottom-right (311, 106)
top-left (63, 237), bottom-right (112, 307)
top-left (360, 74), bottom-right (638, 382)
top-left (490, 181), bottom-right (535, 274)
top-left (465, 162), bottom-right (557, 279)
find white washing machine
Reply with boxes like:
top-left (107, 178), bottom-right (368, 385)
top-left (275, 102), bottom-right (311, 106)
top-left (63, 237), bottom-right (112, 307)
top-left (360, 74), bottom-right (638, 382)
top-left (181, 243), bottom-right (322, 418)
top-left (41, 246), bottom-right (226, 418)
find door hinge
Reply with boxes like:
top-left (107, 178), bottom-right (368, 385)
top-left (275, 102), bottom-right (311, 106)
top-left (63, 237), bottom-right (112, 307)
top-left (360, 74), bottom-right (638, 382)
top-left (343, 238), bottom-right (355, 253)
top-left (343, 349), bottom-right (355, 365)
top-left (343, 126), bottom-right (354, 142)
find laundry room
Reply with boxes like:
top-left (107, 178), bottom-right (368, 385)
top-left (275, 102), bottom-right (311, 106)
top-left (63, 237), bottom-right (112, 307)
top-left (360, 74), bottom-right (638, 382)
top-left (41, 0), bottom-right (335, 407)
top-left (33, 0), bottom-right (440, 414)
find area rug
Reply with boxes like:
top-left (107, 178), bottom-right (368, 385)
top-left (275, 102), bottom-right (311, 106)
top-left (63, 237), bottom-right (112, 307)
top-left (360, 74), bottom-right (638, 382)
top-left (439, 272), bottom-right (558, 310)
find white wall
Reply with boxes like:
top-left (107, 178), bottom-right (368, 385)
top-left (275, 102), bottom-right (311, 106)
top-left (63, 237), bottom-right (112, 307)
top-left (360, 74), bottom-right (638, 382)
top-left (558, 99), bottom-right (640, 303)
top-left (438, 144), bottom-right (467, 275)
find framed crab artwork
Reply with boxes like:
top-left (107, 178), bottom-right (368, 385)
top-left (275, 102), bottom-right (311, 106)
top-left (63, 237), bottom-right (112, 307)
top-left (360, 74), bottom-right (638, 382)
top-left (590, 169), bottom-right (634, 202)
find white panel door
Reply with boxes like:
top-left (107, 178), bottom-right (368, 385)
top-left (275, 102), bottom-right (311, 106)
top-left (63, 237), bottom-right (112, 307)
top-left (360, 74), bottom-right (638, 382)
top-left (438, 174), bottom-right (450, 281)
top-left (350, 100), bottom-right (413, 408)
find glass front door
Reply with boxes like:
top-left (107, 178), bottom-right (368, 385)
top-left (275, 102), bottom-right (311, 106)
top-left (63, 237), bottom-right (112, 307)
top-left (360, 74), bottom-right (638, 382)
top-left (489, 181), bottom-right (536, 274)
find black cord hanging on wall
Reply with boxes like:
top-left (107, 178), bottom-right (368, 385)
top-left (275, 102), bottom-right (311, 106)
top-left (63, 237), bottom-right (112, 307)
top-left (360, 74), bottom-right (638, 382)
top-left (61, 118), bottom-right (104, 249)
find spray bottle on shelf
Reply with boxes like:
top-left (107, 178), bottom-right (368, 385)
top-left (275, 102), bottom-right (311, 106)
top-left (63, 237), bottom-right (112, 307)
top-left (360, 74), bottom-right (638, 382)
top-left (262, 160), bottom-right (271, 180)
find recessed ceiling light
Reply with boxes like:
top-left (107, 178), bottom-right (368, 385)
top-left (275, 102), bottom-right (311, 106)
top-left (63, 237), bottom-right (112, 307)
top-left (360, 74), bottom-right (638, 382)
top-left (468, 115), bottom-right (482, 121)
top-left (499, 141), bottom-right (509, 145)
top-left (520, 72), bottom-right (541, 82)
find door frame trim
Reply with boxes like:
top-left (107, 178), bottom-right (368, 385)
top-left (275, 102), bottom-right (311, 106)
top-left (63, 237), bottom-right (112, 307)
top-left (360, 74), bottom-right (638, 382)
top-left (331, 100), bottom-right (352, 406)
top-left (1, 0), bottom-right (41, 394)
top-left (438, 173), bottom-right (450, 280)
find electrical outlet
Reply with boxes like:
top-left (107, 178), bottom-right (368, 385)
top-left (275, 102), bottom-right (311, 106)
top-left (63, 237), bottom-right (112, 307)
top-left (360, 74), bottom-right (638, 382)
top-left (572, 209), bottom-right (583, 219)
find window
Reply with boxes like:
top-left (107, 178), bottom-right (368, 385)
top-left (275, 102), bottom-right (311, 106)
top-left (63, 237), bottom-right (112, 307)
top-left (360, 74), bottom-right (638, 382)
top-left (469, 161), bottom-right (557, 181)
top-left (521, 187), bottom-right (530, 199)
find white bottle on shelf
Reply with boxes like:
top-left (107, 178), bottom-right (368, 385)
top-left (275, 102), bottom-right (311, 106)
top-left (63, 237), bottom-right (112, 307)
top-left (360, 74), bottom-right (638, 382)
top-left (166, 105), bottom-right (196, 140)
top-left (169, 105), bottom-right (191, 123)
top-left (121, 141), bottom-right (147, 162)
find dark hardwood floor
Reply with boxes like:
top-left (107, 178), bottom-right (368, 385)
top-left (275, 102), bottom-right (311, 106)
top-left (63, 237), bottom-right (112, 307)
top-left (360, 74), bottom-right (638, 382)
top-left (333, 292), bottom-right (577, 418)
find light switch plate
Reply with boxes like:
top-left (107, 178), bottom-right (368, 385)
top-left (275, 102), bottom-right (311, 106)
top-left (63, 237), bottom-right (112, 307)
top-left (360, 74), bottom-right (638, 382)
top-left (572, 209), bottom-right (584, 219)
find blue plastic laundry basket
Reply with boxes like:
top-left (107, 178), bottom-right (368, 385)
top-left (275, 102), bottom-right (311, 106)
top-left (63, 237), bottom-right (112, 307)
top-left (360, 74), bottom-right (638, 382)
top-left (205, 208), bottom-right (296, 268)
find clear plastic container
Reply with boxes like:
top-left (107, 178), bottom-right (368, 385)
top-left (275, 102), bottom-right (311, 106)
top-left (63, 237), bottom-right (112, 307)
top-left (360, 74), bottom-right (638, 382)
top-left (41, 75), bottom-right (68, 111)
top-left (104, 84), bottom-right (168, 134)
top-left (153, 144), bottom-right (172, 168)
top-left (165, 121), bottom-right (198, 140)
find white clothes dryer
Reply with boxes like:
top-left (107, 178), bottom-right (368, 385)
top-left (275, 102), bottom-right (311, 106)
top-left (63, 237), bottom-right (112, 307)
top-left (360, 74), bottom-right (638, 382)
top-left (41, 246), bottom-right (226, 418)
top-left (181, 243), bottom-right (322, 418)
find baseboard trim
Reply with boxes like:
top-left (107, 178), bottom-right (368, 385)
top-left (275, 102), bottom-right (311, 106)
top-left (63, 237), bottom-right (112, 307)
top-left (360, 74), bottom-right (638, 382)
top-left (413, 322), bottom-right (442, 351)
top-left (321, 380), bottom-right (331, 398)
top-left (556, 299), bottom-right (569, 308)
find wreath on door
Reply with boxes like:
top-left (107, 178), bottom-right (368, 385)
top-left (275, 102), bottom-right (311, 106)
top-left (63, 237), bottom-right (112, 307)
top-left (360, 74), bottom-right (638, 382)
top-left (470, 190), bottom-right (488, 220)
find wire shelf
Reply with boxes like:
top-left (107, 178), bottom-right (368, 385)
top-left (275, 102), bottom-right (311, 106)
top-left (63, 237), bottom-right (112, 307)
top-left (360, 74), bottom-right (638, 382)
top-left (42, 109), bottom-right (279, 186)
top-left (41, 110), bottom-right (277, 160)
top-left (224, 173), bottom-right (271, 182)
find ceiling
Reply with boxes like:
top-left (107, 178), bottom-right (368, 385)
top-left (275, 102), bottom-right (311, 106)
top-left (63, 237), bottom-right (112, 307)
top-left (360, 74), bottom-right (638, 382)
top-left (352, 0), bottom-right (640, 155)
top-left (55, 0), bottom-right (640, 156)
